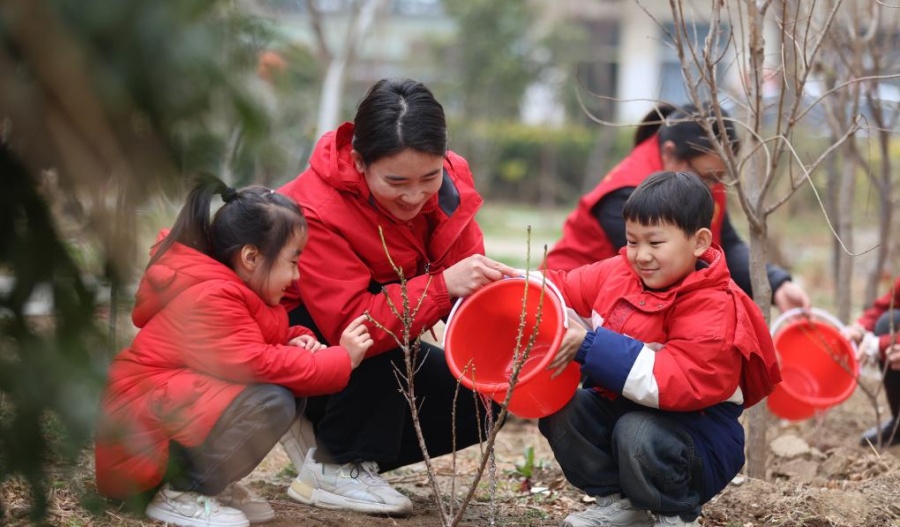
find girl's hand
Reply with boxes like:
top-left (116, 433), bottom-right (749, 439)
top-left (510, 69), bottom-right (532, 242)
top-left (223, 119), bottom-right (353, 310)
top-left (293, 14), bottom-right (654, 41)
top-left (548, 324), bottom-right (587, 379)
top-left (442, 255), bottom-right (517, 298)
top-left (289, 335), bottom-right (326, 352)
top-left (339, 315), bottom-right (374, 369)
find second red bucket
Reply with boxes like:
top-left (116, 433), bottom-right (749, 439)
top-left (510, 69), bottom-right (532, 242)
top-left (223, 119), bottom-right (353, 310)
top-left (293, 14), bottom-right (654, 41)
top-left (443, 274), bottom-right (580, 419)
top-left (767, 308), bottom-right (859, 420)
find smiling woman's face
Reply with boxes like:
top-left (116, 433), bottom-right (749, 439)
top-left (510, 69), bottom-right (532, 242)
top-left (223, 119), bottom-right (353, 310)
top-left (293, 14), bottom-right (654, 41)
top-left (353, 148), bottom-right (444, 222)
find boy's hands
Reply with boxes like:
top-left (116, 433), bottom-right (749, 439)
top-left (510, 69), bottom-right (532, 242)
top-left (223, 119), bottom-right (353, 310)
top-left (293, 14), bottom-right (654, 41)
top-left (340, 314), bottom-right (373, 369)
top-left (548, 323), bottom-right (587, 379)
top-left (442, 255), bottom-right (517, 298)
top-left (288, 334), bottom-right (326, 352)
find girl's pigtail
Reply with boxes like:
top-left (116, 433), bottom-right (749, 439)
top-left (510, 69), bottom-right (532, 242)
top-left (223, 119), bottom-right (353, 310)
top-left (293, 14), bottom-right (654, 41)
top-left (147, 175), bottom-right (228, 268)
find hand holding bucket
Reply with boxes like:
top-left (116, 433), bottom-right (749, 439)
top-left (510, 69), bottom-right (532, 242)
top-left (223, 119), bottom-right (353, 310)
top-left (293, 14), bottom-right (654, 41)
top-left (443, 272), bottom-right (580, 419)
top-left (767, 307), bottom-right (859, 421)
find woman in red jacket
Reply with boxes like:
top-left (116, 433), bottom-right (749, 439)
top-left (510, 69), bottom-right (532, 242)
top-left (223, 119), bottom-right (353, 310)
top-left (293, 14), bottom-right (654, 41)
top-left (844, 277), bottom-right (900, 446)
top-left (95, 178), bottom-right (372, 527)
top-left (545, 103), bottom-right (810, 313)
top-left (278, 78), bottom-right (516, 515)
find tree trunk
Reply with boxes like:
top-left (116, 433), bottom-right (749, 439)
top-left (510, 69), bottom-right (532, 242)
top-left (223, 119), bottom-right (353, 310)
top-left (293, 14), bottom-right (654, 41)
top-left (314, 0), bottom-right (385, 139)
top-left (864, 132), bottom-right (894, 307)
top-left (835, 153), bottom-right (857, 322)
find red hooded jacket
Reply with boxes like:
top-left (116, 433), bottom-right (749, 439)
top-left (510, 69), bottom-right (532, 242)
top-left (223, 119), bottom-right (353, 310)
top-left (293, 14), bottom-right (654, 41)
top-left (856, 276), bottom-right (900, 356)
top-left (545, 244), bottom-right (780, 410)
top-left (545, 135), bottom-right (727, 271)
top-left (278, 122), bottom-right (485, 356)
top-left (94, 239), bottom-right (351, 499)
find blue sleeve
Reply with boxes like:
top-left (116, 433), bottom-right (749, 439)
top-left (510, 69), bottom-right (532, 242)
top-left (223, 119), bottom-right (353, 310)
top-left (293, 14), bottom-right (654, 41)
top-left (577, 326), bottom-right (646, 394)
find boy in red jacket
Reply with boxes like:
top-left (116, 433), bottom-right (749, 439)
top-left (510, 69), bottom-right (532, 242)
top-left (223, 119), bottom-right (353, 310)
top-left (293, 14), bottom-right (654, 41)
top-left (540, 171), bottom-right (779, 527)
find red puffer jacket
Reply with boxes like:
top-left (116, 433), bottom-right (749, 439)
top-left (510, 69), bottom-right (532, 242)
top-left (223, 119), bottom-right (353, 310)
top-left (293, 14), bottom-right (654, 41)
top-left (279, 122), bottom-right (485, 356)
top-left (94, 239), bottom-right (351, 499)
top-left (545, 245), bottom-right (780, 409)
top-left (856, 276), bottom-right (900, 356)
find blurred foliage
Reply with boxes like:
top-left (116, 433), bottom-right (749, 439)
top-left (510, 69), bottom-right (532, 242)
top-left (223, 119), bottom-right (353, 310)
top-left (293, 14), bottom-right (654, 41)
top-left (449, 120), bottom-right (634, 205)
top-left (0, 0), bottom-right (303, 519)
top-left (436, 0), bottom-right (538, 120)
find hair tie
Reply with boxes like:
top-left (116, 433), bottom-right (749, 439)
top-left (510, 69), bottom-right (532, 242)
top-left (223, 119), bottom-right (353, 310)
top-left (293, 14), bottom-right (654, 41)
top-left (222, 186), bottom-right (238, 203)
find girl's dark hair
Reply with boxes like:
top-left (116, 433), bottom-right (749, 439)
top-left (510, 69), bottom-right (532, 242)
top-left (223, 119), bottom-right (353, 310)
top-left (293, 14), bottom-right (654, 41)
top-left (623, 171), bottom-right (713, 236)
top-left (633, 102), bottom-right (740, 160)
top-left (148, 176), bottom-right (306, 276)
top-left (352, 78), bottom-right (448, 165)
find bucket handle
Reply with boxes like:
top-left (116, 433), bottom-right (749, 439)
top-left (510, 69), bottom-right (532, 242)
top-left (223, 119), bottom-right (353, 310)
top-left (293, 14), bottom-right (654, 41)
top-left (770, 307), bottom-right (845, 336)
top-left (770, 306), bottom-right (858, 361)
top-left (442, 271), bottom-right (569, 349)
top-left (516, 269), bottom-right (569, 329)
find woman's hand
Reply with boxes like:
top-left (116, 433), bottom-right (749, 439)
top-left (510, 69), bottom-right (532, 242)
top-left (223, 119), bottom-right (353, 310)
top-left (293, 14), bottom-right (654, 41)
top-left (442, 254), bottom-right (517, 298)
top-left (548, 324), bottom-right (587, 379)
top-left (289, 334), bottom-right (326, 352)
top-left (339, 315), bottom-right (374, 369)
top-left (774, 281), bottom-right (811, 313)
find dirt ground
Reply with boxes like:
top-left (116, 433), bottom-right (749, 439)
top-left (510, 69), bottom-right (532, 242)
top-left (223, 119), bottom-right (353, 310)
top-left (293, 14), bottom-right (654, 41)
top-left (2, 375), bottom-right (898, 527)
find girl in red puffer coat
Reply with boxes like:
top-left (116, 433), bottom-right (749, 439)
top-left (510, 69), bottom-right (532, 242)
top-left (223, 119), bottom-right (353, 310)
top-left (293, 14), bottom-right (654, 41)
top-left (95, 177), bottom-right (372, 527)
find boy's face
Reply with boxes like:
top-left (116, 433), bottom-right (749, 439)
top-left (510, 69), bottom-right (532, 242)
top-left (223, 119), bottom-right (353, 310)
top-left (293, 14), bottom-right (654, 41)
top-left (625, 219), bottom-right (710, 290)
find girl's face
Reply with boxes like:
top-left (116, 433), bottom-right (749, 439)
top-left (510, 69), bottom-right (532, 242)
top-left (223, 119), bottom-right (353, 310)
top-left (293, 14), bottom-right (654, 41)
top-left (352, 148), bottom-right (444, 222)
top-left (625, 219), bottom-right (709, 290)
top-left (246, 227), bottom-right (307, 306)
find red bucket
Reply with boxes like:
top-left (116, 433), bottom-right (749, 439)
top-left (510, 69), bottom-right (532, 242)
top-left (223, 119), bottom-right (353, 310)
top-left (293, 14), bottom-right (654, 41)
top-left (767, 308), bottom-right (858, 421)
top-left (443, 275), bottom-right (580, 419)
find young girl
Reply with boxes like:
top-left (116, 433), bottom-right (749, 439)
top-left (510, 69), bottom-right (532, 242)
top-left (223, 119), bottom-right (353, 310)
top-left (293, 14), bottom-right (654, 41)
top-left (94, 178), bottom-right (372, 527)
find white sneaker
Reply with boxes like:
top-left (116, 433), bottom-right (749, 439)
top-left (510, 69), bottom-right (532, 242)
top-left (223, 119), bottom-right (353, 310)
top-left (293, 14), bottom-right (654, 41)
top-left (287, 448), bottom-right (413, 515)
top-left (216, 482), bottom-right (275, 523)
top-left (145, 484), bottom-right (249, 527)
top-left (654, 515), bottom-right (701, 526)
top-left (561, 494), bottom-right (653, 527)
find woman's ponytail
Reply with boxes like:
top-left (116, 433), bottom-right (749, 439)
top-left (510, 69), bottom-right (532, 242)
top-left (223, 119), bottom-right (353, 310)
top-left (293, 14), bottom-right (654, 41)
top-left (633, 103), bottom-right (679, 147)
top-left (634, 102), bottom-right (740, 160)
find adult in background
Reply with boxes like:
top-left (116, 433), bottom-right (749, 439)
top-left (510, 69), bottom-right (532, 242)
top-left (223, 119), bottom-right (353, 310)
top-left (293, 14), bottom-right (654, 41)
top-left (278, 78), bottom-right (516, 515)
top-left (545, 103), bottom-right (810, 313)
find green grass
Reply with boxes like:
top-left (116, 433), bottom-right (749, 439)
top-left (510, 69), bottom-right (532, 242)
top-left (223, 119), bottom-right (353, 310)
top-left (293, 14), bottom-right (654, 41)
top-left (477, 203), bottom-right (568, 270)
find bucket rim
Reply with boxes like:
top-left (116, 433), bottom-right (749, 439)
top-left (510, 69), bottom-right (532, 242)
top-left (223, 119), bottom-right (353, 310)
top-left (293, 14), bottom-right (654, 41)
top-left (773, 317), bottom-right (859, 408)
top-left (443, 274), bottom-right (568, 393)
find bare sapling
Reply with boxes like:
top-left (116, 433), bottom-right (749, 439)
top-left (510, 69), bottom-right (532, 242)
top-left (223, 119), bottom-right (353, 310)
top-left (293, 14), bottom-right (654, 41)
top-left (366, 226), bottom-right (551, 526)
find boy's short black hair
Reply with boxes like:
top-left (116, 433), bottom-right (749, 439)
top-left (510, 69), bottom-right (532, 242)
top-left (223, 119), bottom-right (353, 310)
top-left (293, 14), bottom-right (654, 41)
top-left (623, 171), bottom-right (714, 236)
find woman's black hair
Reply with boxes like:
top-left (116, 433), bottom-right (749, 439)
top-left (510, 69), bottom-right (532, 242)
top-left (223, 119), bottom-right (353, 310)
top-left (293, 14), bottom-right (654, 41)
top-left (148, 175), bottom-right (306, 276)
top-left (623, 171), bottom-right (713, 236)
top-left (633, 102), bottom-right (740, 160)
top-left (351, 78), bottom-right (448, 165)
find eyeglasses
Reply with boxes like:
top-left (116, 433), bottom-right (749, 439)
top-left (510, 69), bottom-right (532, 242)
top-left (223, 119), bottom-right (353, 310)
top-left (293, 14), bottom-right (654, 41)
top-left (685, 159), bottom-right (728, 186)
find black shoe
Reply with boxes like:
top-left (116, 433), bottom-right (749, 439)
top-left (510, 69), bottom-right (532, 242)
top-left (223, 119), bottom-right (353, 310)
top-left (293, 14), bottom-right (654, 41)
top-left (859, 417), bottom-right (900, 446)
